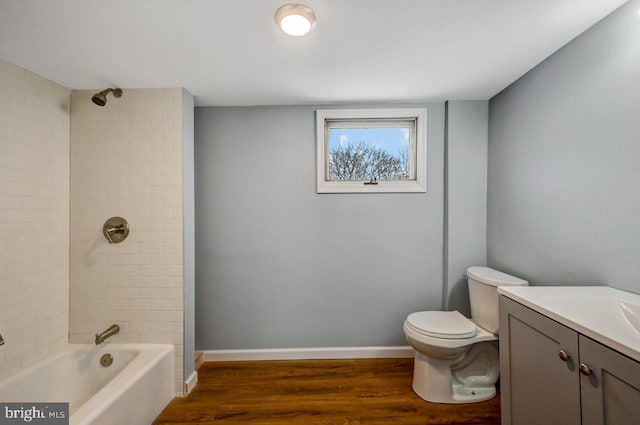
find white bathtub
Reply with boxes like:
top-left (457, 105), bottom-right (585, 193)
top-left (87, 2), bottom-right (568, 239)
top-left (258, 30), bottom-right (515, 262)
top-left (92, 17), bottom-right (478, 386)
top-left (0, 343), bottom-right (174, 425)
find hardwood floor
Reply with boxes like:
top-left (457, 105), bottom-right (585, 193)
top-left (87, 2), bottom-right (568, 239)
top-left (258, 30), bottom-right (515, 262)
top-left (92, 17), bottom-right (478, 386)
top-left (153, 358), bottom-right (500, 425)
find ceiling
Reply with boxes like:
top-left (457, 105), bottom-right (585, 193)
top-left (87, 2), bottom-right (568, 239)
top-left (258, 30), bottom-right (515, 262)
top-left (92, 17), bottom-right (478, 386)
top-left (0, 0), bottom-right (628, 106)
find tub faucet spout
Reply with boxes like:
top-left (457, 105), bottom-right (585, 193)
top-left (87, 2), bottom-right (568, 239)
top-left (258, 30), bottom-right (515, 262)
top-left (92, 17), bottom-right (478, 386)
top-left (95, 324), bottom-right (120, 345)
top-left (0, 332), bottom-right (4, 346)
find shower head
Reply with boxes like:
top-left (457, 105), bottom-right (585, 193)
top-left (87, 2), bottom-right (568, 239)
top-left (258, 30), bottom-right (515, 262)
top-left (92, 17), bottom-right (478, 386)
top-left (91, 88), bottom-right (123, 106)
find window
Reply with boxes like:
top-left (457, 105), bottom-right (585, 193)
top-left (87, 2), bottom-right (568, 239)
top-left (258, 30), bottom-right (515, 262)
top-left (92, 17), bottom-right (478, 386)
top-left (316, 108), bottom-right (427, 193)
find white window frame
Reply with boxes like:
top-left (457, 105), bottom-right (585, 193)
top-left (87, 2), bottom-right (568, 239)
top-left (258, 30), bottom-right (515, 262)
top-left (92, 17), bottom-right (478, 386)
top-left (316, 108), bottom-right (427, 193)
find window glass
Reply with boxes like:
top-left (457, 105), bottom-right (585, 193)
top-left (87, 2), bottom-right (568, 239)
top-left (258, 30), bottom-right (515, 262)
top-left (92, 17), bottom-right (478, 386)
top-left (328, 125), bottom-right (414, 181)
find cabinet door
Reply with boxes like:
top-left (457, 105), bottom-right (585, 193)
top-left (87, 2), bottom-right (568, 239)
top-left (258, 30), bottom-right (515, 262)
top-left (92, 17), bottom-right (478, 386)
top-left (499, 296), bottom-right (581, 425)
top-left (579, 335), bottom-right (640, 425)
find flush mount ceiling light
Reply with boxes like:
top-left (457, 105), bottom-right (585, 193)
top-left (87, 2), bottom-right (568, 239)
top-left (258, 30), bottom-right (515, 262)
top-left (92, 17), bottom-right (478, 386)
top-left (275, 3), bottom-right (316, 37)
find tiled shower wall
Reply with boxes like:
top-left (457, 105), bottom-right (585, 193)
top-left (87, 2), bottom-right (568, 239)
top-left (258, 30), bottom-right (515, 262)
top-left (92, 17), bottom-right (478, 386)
top-left (69, 88), bottom-right (185, 394)
top-left (0, 59), bottom-right (70, 380)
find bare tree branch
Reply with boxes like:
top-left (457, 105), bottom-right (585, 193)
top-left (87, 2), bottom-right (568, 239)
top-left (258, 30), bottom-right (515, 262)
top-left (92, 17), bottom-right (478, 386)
top-left (329, 142), bottom-right (408, 181)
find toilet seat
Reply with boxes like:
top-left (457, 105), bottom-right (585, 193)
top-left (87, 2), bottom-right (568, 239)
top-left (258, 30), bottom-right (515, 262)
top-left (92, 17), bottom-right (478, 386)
top-left (405, 311), bottom-right (478, 339)
top-left (404, 318), bottom-right (497, 350)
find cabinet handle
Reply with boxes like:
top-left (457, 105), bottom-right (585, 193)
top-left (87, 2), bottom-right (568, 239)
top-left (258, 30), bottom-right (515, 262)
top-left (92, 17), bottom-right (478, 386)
top-left (558, 350), bottom-right (570, 362)
top-left (579, 363), bottom-right (592, 376)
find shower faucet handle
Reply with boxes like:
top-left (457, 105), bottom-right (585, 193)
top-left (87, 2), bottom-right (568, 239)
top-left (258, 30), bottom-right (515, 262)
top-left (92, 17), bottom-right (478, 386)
top-left (103, 217), bottom-right (130, 244)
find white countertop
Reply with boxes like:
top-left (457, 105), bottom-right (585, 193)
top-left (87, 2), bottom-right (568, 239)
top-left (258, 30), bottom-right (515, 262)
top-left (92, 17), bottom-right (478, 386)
top-left (498, 286), bottom-right (640, 362)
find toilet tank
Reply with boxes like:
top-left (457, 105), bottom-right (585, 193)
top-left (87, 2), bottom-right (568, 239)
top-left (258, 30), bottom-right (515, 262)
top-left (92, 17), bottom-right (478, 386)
top-left (467, 266), bottom-right (528, 333)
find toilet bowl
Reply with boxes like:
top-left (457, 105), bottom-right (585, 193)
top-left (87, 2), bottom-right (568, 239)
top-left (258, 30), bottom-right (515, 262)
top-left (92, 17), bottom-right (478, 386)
top-left (403, 266), bottom-right (528, 404)
top-left (403, 311), bottom-right (499, 403)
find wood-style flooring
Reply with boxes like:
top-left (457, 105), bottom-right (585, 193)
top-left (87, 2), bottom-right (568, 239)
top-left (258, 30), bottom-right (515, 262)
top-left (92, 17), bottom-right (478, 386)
top-left (153, 358), bottom-right (500, 425)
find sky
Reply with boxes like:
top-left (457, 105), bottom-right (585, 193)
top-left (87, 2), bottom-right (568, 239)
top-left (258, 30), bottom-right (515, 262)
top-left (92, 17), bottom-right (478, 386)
top-left (328, 127), bottom-right (410, 157)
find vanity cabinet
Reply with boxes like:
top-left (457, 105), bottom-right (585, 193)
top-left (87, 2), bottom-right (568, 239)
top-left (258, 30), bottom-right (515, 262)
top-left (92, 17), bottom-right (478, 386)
top-left (579, 335), bottom-right (640, 425)
top-left (499, 295), bottom-right (640, 425)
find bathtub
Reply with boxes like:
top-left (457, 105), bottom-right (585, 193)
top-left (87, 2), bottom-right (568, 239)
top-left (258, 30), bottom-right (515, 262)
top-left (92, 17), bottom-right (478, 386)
top-left (0, 343), bottom-right (174, 425)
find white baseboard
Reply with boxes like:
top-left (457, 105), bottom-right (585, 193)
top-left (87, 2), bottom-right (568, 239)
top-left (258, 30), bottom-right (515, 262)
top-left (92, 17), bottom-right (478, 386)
top-left (183, 371), bottom-right (198, 395)
top-left (203, 346), bottom-right (414, 362)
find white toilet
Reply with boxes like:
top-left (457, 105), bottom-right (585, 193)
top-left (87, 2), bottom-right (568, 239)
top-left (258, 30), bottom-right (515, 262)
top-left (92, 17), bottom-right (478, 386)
top-left (403, 266), bottom-right (528, 404)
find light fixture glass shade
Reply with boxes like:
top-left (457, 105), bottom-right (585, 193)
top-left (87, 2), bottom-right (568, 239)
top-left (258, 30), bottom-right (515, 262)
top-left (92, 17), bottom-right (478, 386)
top-left (275, 3), bottom-right (316, 36)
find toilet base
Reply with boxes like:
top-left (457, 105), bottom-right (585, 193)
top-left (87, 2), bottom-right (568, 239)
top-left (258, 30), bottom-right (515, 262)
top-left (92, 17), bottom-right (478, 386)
top-left (449, 383), bottom-right (496, 403)
top-left (411, 351), bottom-right (497, 404)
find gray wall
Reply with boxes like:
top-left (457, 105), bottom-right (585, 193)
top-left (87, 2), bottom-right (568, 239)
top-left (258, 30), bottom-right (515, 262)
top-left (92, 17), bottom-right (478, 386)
top-left (195, 104), bottom-right (445, 349)
top-left (182, 89), bottom-right (196, 383)
top-left (445, 101), bottom-right (488, 316)
top-left (488, 0), bottom-right (640, 293)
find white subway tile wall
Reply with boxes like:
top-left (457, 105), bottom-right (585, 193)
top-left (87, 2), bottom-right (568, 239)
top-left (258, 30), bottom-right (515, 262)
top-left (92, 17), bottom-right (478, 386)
top-left (69, 88), bottom-right (185, 394)
top-left (0, 59), bottom-right (71, 380)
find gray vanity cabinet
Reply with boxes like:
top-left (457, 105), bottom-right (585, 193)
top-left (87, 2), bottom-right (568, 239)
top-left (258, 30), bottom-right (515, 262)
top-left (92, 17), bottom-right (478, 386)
top-left (579, 335), bottom-right (640, 425)
top-left (499, 295), bottom-right (640, 425)
top-left (499, 295), bottom-right (580, 425)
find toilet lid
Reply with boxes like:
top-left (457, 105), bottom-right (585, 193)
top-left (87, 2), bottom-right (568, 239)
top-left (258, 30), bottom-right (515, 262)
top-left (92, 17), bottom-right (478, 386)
top-left (406, 311), bottom-right (478, 339)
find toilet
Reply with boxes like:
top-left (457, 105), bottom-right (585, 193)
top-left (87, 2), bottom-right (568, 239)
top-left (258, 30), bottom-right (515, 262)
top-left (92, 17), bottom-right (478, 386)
top-left (403, 266), bottom-right (528, 404)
